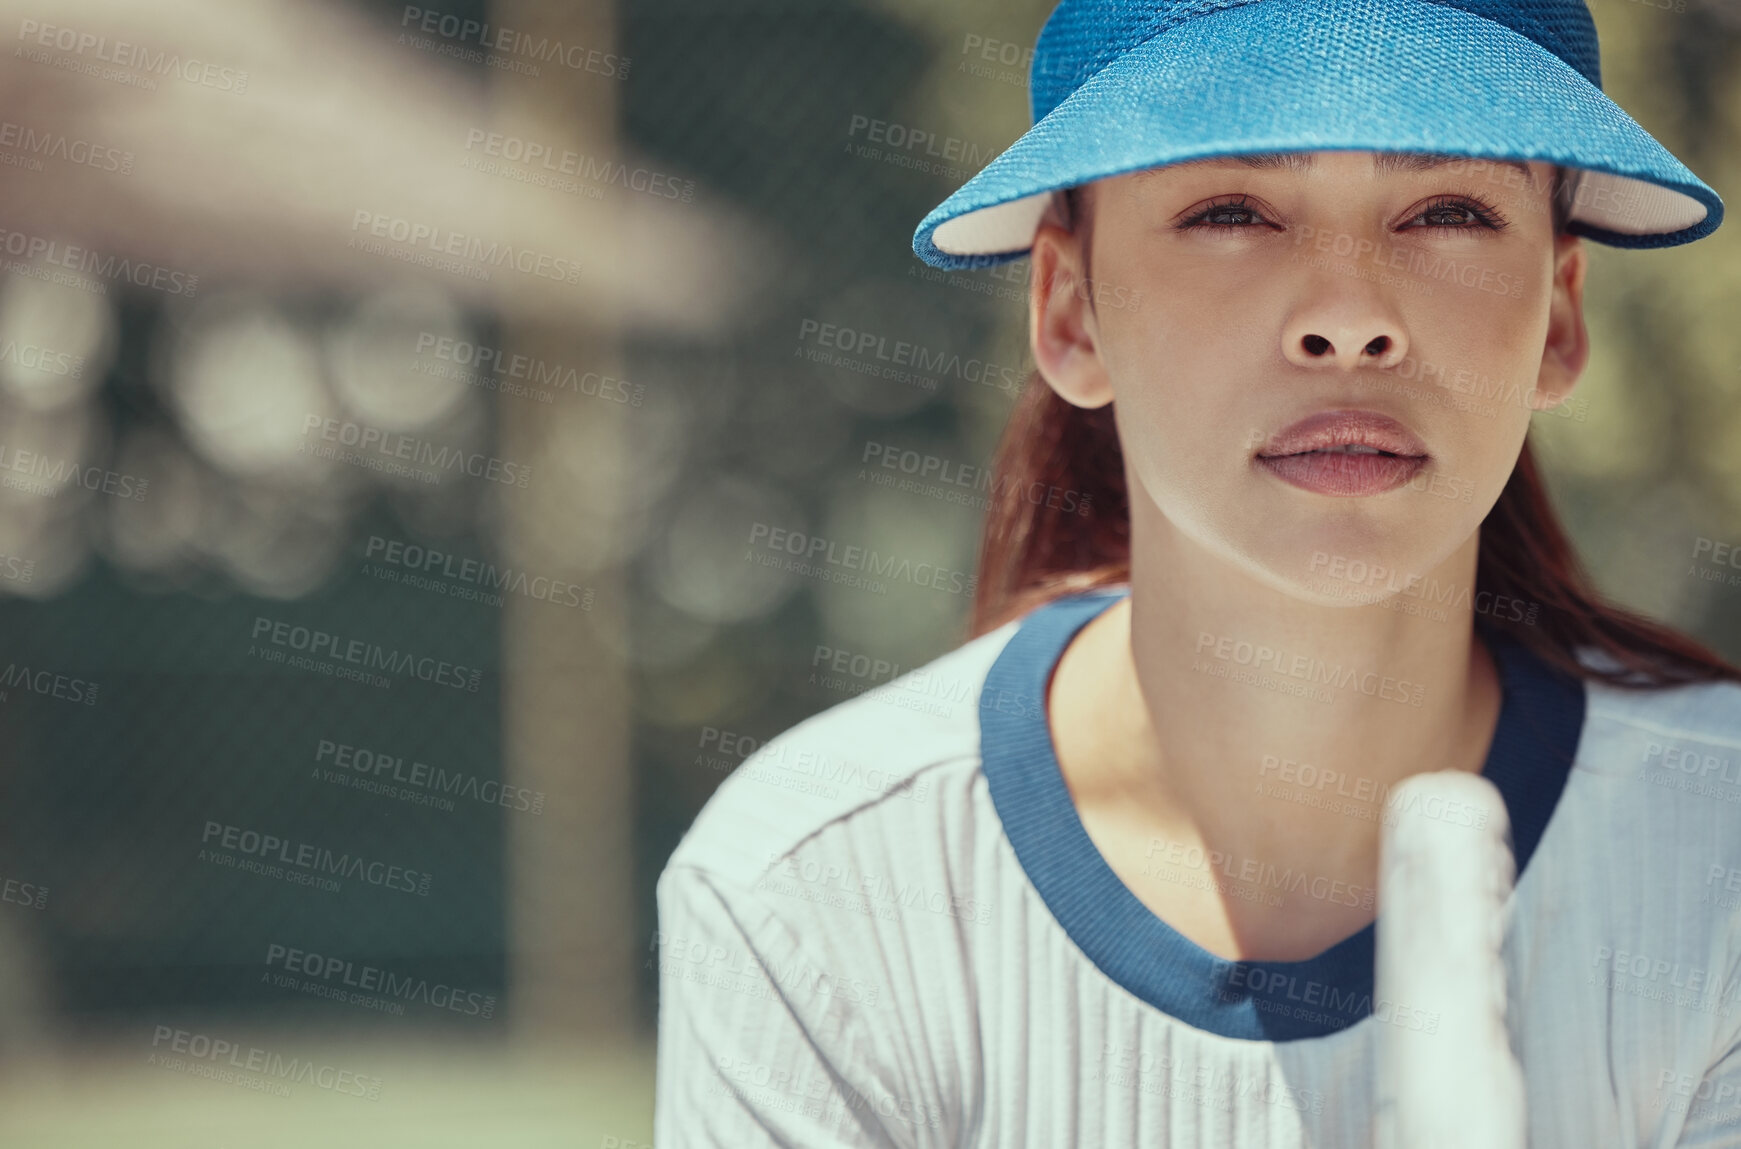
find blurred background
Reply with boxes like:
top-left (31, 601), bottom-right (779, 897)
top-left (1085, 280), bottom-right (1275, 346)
top-left (0, 0), bottom-right (1734, 1144)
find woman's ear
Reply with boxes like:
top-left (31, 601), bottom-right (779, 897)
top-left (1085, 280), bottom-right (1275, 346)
top-left (1532, 233), bottom-right (1590, 411)
top-left (1030, 193), bottom-right (1115, 409)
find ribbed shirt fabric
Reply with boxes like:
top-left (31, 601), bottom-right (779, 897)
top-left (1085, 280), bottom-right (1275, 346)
top-left (654, 587), bottom-right (1741, 1147)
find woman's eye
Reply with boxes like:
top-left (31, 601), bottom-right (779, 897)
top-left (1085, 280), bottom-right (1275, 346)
top-left (1178, 197), bottom-right (1272, 230)
top-left (1404, 197), bottom-right (1507, 231)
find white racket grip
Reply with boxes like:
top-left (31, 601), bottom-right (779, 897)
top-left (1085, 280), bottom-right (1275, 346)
top-left (1372, 770), bottom-right (1524, 1149)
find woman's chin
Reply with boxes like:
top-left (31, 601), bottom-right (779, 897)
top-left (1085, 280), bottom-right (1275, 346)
top-left (1230, 535), bottom-right (1458, 609)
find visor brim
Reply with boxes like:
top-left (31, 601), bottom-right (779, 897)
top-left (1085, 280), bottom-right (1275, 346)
top-left (912, 0), bottom-right (1722, 269)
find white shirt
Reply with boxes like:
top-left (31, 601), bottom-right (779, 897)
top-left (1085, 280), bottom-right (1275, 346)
top-left (653, 587), bottom-right (1741, 1146)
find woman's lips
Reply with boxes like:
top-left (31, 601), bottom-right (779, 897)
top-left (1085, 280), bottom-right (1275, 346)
top-left (1254, 409), bottom-right (1430, 497)
top-left (1256, 451), bottom-right (1429, 496)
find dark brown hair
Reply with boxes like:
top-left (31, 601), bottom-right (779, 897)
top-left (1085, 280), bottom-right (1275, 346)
top-left (967, 169), bottom-right (1741, 689)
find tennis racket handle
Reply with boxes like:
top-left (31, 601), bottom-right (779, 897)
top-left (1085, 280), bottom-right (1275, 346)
top-left (1372, 770), bottom-right (1524, 1149)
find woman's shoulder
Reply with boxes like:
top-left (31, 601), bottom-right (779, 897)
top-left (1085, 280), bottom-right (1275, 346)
top-left (1558, 661), bottom-right (1741, 906)
top-left (1522, 662), bottom-right (1741, 1080)
top-left (1576, 655), bottom-right (1741, 768)
top-left (662, 616), bottom-right (1026, 892)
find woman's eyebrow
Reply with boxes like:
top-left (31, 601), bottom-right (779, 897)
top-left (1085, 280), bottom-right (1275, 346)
top-left (1373, 152), bottom-right (1534, 181)
top-left (1171, 152), bottom-right (1534, 181)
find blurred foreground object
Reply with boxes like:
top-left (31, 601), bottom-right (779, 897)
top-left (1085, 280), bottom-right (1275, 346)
top-left (0, 0), bottom-right (785, 1057)
top-left (1374, 771), bottom-right (1524, 1149)
top-left (0, 0), bottom-right (771, 335)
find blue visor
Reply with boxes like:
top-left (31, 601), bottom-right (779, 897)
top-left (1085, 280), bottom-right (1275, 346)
top-left (914, 0), bottom-right (1722, 269)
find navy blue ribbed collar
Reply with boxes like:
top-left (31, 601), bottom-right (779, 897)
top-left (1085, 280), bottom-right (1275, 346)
top-left (978, 586), bottom-right (1586, 1042)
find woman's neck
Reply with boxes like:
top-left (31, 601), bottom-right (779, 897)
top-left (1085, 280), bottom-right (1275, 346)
top-left (1048, 495), bottom-right (1503, 960)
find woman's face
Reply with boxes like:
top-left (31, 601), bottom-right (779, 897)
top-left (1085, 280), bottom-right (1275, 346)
top-left (1028, 150), bottom-right (1589, 603)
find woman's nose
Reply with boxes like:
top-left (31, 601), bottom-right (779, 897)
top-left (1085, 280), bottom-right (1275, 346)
top-left (1295, 331), bottom-right (1402, 367)
top-left (1282, 283), bottom-right (1410, 371)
